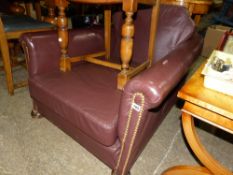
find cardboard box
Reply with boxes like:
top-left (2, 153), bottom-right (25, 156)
top-left (201, 25), bottom-right (233, 57)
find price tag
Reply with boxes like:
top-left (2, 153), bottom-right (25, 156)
top-left (132, 103), bottom-right (141, 112)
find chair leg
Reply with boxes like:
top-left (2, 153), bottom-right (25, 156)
top-left (0, 38), bottom-right (14, 95)
top-left (31, 101), bottom-right (42, 118)
top-left (111, 170), bottom-right (131, 175)
top-left (31, 109), bottom-right (42, 118)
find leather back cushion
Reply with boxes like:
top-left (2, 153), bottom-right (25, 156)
top-left (111, 5), bottom-right (195, 64)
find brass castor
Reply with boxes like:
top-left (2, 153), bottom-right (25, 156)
top-left (31, 109), bottom-right (42, 118)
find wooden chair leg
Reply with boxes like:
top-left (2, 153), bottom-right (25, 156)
top-left (34, 0), bottom-right (42, 21)
top-left (0, 38), bottom-right (14, 95)
top-left (111, 170), bottom-right (131, 175)
top-left (31, 109), bottom-right (42, 118)
top-left (8, 41), bottom-right (18, 65)
top-left (25, 2), bottom-right (32, 17)
top-left (31, 101), bottom-right (42, 118)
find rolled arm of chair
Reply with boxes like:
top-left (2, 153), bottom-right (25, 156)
top-left (20, 27), bottom-right (104, 77)
top-left (115, 33), bottom-right (203, 175)
top-left (124, 33), bottom-right (203, 109)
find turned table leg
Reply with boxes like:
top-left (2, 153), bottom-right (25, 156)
top-left (104, 9), bottom-right (111, 60)
top-left (117, 0), bottom-right (138, 89)
top-left (31, 101), bottom-right (42, 118)
top-left (44, 0), bottom-right (57, 25)
top-left (0, 36), bottom-right (14, 95)
top-left (34, 0), bottom-right (42, 21)
top-left (56, 0), bottom-right (70, 72)
top-left (182, 113), bottom-right (232, 175)
top-left (120, 12), bottom-right (134, 72)
top-left (163, 112), bottom-right (232, 175)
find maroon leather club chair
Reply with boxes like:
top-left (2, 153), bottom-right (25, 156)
top-left (20, 5), bottom-right (203, 175)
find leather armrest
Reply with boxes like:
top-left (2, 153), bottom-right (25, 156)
top-left (115, 33), bottom-right (202, 174)
top-left (20, 27), bottom-right (104, 77)
top-left (123, 32), bottom-right (203, 109)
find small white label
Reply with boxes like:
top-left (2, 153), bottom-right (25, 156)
top-left (132, 103), bottom-right (141, 112)
top-left (162, 59), bottom-right (168, 65)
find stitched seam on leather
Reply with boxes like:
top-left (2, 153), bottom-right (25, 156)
top-left (115, 94), bottom-right (135, 171)
top-left (115, 92), bottom-right (145, 175)
top-left (122, 93), bottom-right (145, 175)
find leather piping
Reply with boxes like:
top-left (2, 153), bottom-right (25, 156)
top-left (115, 92), bottom-right (145, 175)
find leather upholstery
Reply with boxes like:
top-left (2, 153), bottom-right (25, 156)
top-left (20, 5), bottom-right (203, 175)
top-left (23, 28), bottom-right (104, 77)
top-left (116, 33), bottom-right (202, 172)
top-left (1, 14), bottom-right (53, 32)
top-left (29, 63), bottom-right (121, 146)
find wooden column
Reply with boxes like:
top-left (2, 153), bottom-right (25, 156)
top-left (148, 1), bottom-right (160, 66)
top-left (117, 0), bottom-right (138, 89)
top-left (0, 19), bottom-right (14, 95)
top-left (120, 12), bottom-right (134, 72)
top-left (55, 0), bottom-right (70, 72)
top-left (25, 2), bottom-right (32, 17)
top-left (104, 8), bottom-right (111, 60)
top-left (44, 0), bottom-right (57, 25)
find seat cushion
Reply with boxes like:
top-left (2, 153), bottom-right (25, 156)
top-left (29, 63), bottom-right (122, 146)
top-left (1, 14), bottom-right (53, 32)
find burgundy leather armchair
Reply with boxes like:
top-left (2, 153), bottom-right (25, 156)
top-left (20, 5), bottom-right (202, 175)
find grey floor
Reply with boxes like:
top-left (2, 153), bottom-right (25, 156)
top-left (0, 56), bottom-right (232, 175)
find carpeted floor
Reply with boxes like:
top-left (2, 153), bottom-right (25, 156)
top-left (0, 55), bottom-right (232, 175)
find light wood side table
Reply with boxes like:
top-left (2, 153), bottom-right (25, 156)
top-left (163, 63), bottom-right (233, 175)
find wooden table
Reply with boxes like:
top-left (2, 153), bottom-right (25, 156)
top-left (161, 0), bottom-right (212, 25)
top-left (54, 0), bottom-right (160, 90)
top-left (189, 0), bottom-right (212, 25)
top-left (163, 63), bottom-right (233, 175)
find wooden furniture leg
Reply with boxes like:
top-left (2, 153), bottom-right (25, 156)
top-left (182, 113), bottom-right (232, 175)
top-left (194, 15), bottom-right (201, 25)
top-left (54, 0), bottom-right (160, 90)
top-left (35, 0), bottom-right (42, 21)
top-left (0, 30), bottom-right (14, 95)
top-left (120, 12), bottom-right (134, 72)
top-left (163, 166), bottom-right (212, 175)
top-left (44, 0), bottom-right (57, 24)
top-left (117, 1), bottom-right (160, 89)
top-left (163, 112), bottom-right (232, 175)
top-left (31, 101), bottom-right (42, 118)
top-left (25, 2), bottom-right (32, 17)
top-left (45, 6), bottom-right (57, 24)
top-left (117, 0), bottom-right (138, 89)
top-left (148, 3), bottom-right (160, 66)
top-left (56, 0), bottom-right (70, 72)
top-left (187, 3), bottom-right (194, 16)
top-left (104, 9), bottom-right (111, 60)
top-left (111, 170), bottom-right (131, 175)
